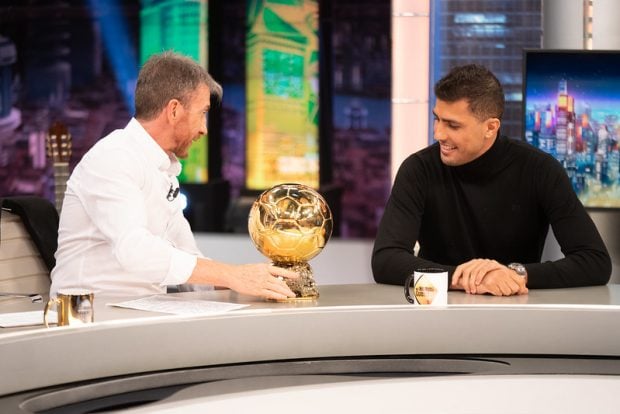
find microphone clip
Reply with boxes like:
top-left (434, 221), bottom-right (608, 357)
top-left (167, 183), bottom-right (180, 201)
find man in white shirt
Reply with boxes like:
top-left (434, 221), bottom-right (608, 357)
top-left (50, 51), bottom-right (298, 300)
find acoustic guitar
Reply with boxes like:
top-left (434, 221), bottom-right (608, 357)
top-left (45, 121), bottom-right (72, 213)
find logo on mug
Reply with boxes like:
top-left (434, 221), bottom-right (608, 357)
top-left (414, 276), bottom-right (438, 305)
top-left (404, 268), bottom-right (448, 305)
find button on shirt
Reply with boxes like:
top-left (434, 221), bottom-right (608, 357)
top-left (50, 118), bottom-right (202, 296)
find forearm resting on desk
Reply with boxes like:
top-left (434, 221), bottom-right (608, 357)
top-left (186, 258), bottom-right (299, 301)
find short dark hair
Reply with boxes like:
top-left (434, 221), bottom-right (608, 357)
top-left (434, 64), bottom-right (504, 120)
top-left (134, 51), bottom-right (223, 120)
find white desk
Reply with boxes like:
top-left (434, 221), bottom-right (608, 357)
top-left (1, 284), bottom-right (620, 412)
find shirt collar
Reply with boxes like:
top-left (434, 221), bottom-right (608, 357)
top-left (126, 118), bottom-right (182, 176)
top-left (451, 134), bottom-right (509, 181)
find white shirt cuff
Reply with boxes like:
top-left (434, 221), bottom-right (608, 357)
top-left (161, 250), bottom-right (198, 286)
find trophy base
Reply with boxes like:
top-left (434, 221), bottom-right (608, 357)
top-left (273, 261), bottom-right (319, 301)
top-left (271, 295), bottom-right (317, 303)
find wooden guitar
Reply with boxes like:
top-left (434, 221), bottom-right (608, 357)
top-left (46, 121), bottom-right (72, 213)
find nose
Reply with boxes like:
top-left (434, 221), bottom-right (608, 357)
top-left (199, 116), bottom-right (208, 136)
top-left (433, 120), bottom-right (444, 142)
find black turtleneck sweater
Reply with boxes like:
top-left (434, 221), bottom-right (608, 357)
top-left (372, 135), bottom-right (611, 289)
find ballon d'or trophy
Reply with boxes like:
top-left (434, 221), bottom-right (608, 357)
top-left (248, 183), bottom-right (333, 301)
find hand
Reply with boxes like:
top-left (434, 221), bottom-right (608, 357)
top-left (475, 267), bottom-right (529, 296)
top-left (452, 259), bottom-right (528, 296)
top-left (222, 263), bottom-right (299, 301)
top-left (452, 258), bottom-right (505, 294)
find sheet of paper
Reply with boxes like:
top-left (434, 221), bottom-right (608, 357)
top-left (0, 310), bottom-right (57, 328)
top-left (109, 295), bottom-right (248, 316)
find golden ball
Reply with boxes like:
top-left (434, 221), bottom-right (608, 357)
top-left (248, 183), bottom-right (333, 264)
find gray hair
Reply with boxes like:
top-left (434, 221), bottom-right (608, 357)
top-left (134, 51), bottom-right (223, 120)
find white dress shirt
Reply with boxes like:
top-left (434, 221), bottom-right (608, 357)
top-left (50, 118), bottom-right (203, 296)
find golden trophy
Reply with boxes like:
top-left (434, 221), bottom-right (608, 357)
top-left (248, 183), bottom-right (333, 300)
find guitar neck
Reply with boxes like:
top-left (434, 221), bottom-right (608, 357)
top-left (53, 162), bottom-right (69, 212)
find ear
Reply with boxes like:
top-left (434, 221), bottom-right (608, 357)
top-left (485, 117), bottom-right (501, 138)
top-left (166, 99), bottom-right (181, 124)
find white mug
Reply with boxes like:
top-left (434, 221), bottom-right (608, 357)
top-left (404, 268), bottom-right (448, 305)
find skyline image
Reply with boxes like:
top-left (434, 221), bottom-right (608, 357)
top-left (523, 51), bottom-right (620, 208)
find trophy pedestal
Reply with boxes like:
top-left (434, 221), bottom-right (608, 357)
top-left (274, 261), bottom-right (319, 302)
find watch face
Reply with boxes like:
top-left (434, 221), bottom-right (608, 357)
top-left (508, 263), bottom-right (526, 277)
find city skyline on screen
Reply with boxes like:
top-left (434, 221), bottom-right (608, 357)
top-left (523, 50), bottom-right (620, 208)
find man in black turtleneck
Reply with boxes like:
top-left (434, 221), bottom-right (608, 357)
top-left (372, 64), bottom-right (611, 296)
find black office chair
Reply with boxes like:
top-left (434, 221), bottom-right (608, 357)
top-left (0, 196), bottom-right (58, 294)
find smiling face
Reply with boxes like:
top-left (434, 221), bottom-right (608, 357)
top-left (170, 83), bottom-right (211, 159)
top-left (432, 98), bottom-right (500, 166)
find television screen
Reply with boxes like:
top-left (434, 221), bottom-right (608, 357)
top-left (522, 49), bottom-right (620, 208)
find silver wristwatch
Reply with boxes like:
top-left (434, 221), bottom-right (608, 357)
top-left (507, 262), bottom-right (527, 278)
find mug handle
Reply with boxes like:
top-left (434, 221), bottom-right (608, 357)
top-left (43, 297), bottom-right (59, 328)
top-left (85, 294), bottom-right (95, 323)
top-left (404, 273), bottom-right (416, 304)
